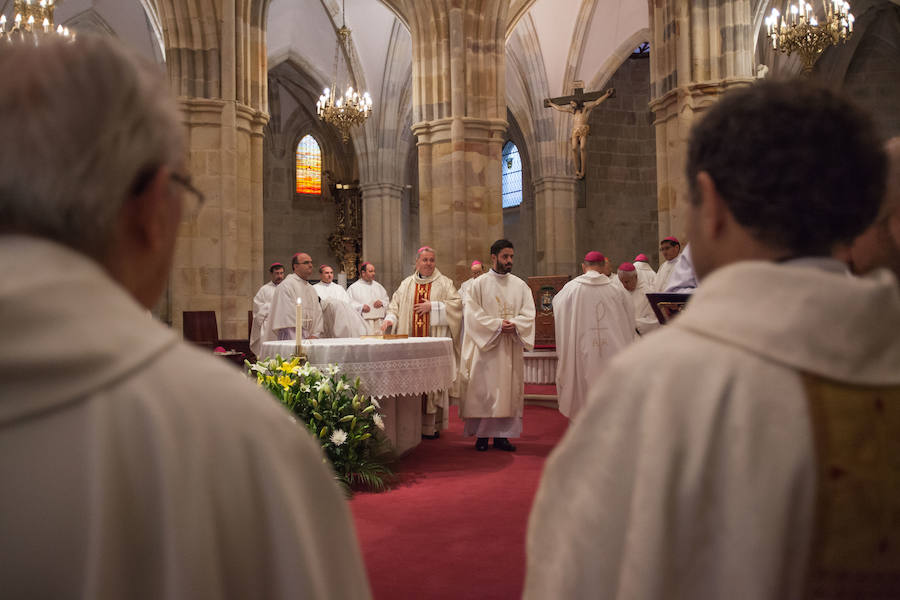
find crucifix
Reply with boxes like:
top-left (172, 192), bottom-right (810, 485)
top-left (544, 80), bottom-right (615, 179)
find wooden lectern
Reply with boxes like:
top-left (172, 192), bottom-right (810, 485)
top-left (527, 276), bottom-right (570, 348)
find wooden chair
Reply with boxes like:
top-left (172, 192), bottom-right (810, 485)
top-left (183, 311), bottom-right (254, 363)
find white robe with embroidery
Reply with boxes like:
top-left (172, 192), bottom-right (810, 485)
top-left (269, 273), bottom-right (325, 339)
top-left (385, 269), bottom-right (462, 428)
top-left (347, 279), bottom-right (390, 335)
top-left (0, 236), bottom-right (371, 599)
top-left (525, 260), bottom-right (900, 600)
top-left (552, 271), bottom-right (635, 420)
top-left (250, 281), bottom-right (277, 356)
top-left (459, 270), bottom-right (535, 429)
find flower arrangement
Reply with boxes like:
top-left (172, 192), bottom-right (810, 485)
top-left (247, 355), bottom-right (393, 492)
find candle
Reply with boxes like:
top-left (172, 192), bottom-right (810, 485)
top-left (295, 297), bottom-right (303, 346)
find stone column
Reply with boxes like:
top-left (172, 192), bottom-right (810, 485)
top-left (359, 182), bottom-right (406, 293)
top-left (388, 0), bottom-right (509, 285)
top-left (533, 175), bottom-right (578, 275)
top-left (413, 117), bottom-right (507, 284)
top-left (150, 0), bottom-right (270, 338)
top-left (649, 0), bottom-right (755, 246)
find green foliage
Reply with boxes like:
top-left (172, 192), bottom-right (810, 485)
top-left (247, 355), bottom-right (393, 492)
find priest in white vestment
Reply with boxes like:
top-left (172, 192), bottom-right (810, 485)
top-left (617, 262), bottom-right (660, 335)
top-left (525, 80), bottom-right (900, 599)
top-left (313, 264), bottom-right (366, 337)
top-left (664, 243), bottom-right (698, 292)
top-left (347, 261), bottom-right (390, 335)
top-left (459, 240), bottom-right (535, 451)
top-left (633, 253), bottom-right (657, 289)
top-left (0, 36), bottom-right (370, 598)
top-left (249, 262), bottom-right (284, 356)
top-left (269, 252), bottom-right (325, 340)
top-left (653, 235), bottom-right (681, 292)
top-left (458, 259), bottom-right (485, 303)
top-left (313, 264), bottom-right (353, 304)
top-left (552, 251), bottom-right (635, 420)
top-left (382, 247), bottom-right (462, 436)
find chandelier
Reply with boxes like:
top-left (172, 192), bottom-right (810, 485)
top-left (316, 0), bottom-right (372, 143)
top-left (765, 1), bottom-right (854, 75)
top-left (0, 0), bottom-right (75, 43)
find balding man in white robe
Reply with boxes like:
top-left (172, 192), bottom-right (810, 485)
top-left (552, 252), bottom-right (635, 420)
top-left (383, 247), bottom-right (462, 437)
top-left (269, 252), bottom-right (325, 339)
top-left (0, 36), bottom-right (369, 598)
top-left (314, 264), bottom-right (366, 337)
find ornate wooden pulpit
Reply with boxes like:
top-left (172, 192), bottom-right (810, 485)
top-left (527, 276), bottom-right (570, 348)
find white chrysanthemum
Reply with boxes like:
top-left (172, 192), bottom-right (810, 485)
top-left (373, 414), bottom-right (385, 431)
top-left (330, 429), bottom-right (348, 446)
top-left (371, 398), bottom-right (381, 409)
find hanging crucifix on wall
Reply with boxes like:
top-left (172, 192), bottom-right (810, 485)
top-left (544, 80), bottom-right (615, 179)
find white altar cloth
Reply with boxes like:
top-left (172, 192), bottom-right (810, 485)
top-left (260, 338), bottom-right (455, 455)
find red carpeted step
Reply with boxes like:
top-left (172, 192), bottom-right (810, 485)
top-left (350, 405), bottom-right (568, 600)
top-left (523, 383), bottom-right (556, 397)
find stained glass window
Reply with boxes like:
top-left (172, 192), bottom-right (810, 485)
top-left (296, 135), bottom-right (322, 194)
top-left (502, 141), bottom-right (523, 208)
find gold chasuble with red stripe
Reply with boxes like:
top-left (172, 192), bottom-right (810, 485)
top-left (411, 282), bottom-right (432, 337)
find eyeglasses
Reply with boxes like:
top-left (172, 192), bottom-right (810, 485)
top-left (170, 172), bottom-right (206, 217)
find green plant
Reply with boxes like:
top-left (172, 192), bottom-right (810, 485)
top-left (247, 355), bottom-right (393, 492)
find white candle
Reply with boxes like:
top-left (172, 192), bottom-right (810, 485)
top-left (295, 297), bottom-right (303, 347)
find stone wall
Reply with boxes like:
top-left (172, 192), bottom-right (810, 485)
top-left (577, 56), bottom-right (659, 270)
top-left (841, 5), bottom-right (900, 139)
top-left (262, 71), bottom-right (357, 285)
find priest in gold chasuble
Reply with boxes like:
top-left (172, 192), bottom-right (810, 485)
top-left (383, 247), bottom-right (462, 436)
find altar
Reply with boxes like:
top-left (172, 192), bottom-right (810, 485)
top-left (260, 338), bottom-right (455, 455)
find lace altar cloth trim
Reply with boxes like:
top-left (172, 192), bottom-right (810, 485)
top-left (260, 338), bottom-right (455, 399)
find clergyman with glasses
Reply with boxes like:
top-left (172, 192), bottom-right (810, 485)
top-left (269, 251), bottom-right (325, 339)
top-left (0, 35), bottom-right (369, 598)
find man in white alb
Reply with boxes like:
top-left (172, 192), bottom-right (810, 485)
top-left (269, 252), bottom-right (325, 340)
top-left (250, 261), bottom-right (285, 356)
top-left (653, 236), bottom-right (681, 291)
top-left (617, 262), bottom-right (659, 335)
top-left (525, 81), bottom-right (900, 599)
top-left (315, 264), bottom-right (366, 338)
top-left (0, 36), bottom-right (370, 598)
top-left (459, 239), bottom-right (535, 451)
top-left (347, 261), bottom-right (390, 335)
top-left (633, 253), bottom-right (656, 289)
top-left (382, 247), bottom-right (462, 437)
top-left (552, 251), bottom-right (635, 420)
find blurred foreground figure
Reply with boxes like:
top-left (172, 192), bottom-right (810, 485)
top-left (525, 81), bottom-right (900, 599)
top-left (849, 137), bottom-right (900, 281)
top-left (0, 36), bottom-right (370, 599)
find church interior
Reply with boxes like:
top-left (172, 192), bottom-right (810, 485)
top-left (4, 0), bottom-right (894, 339)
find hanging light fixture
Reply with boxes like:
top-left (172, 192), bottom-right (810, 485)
top-left (0, 0), bottom-right (75, 44)
top-left (765, 1), bottom-right (854, 76)
top-left (316, 0), bottom-right (372, 143)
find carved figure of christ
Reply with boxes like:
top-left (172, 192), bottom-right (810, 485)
top-left (544, 83), bottom-right (616, 179)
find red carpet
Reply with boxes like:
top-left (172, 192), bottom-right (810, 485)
top-left (350, 405), bottom-right (569, 600)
